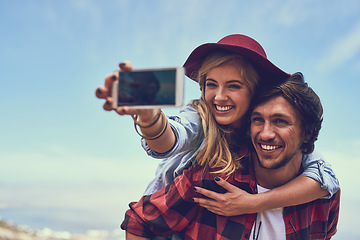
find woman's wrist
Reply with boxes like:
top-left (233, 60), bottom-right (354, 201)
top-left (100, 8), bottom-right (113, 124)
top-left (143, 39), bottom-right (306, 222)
top-left (134, 109), bottom-right (162, 128)
top-left (133, 110), bottom-right (168, 140)
top-left (137, 109), bottom-right (161, 125)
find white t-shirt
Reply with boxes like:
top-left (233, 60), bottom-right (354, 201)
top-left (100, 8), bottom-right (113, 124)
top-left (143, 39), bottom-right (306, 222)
top-left (250, 185), bottom-right (286, 240)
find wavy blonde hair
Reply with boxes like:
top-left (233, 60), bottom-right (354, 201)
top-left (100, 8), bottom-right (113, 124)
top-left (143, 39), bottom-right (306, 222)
top-left (193, 51), bottom-right (259, 175)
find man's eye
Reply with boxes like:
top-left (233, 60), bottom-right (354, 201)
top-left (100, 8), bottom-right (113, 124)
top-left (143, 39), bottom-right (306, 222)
top-left (273, 119), bottom-right (289, 127)
top-left (251, 117), bottom-right (264, 124)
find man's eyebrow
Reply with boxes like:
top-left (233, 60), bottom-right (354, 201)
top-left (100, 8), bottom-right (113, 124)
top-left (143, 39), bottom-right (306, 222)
top-left (271, 113), bottom-right (292, 119)
top-left (250, 111), bottom-right (292, 119)
top-left (251, 111), bottom-right (262, 116)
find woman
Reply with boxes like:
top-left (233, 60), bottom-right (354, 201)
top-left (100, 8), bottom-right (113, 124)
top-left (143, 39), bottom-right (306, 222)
top-left (95, 34), bottom-right (338, 218)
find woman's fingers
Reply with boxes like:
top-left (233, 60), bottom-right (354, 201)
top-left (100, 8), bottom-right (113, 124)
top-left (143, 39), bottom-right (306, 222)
top-left (115, 106), bottom-right (133, 115)
top-left (95, 87), bottom-right (107, 99)
top-left (96, 73), bottom-right (118, 100)
top-left (103, 97), bottom-right (113, 111)
top-left (119, 61), bottom-right (133, 71)
top-left (97, 61), bottom-right (133, 113)
top-left (104, 73), bottom-right (118, 92)
top-left (214, 177), bottom-right (243, 193)
top-left (193, 186), bottom-right (222, 201)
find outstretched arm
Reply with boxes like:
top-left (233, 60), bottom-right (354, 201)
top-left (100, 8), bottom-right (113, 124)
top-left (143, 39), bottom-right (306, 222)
top-left (193, 175), bottom-right (328, 216)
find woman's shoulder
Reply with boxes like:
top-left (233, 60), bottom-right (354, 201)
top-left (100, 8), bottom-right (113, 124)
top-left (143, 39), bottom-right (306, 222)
top-left (169, 99), bottom-right (202, 128)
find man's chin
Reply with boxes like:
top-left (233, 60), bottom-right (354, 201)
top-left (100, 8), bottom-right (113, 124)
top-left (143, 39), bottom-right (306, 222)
top-left (258, 156), bottom-right (292, 170)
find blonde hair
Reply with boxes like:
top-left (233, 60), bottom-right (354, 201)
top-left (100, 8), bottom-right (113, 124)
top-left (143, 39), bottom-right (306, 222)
top-left (193, 51), bottom-right (259, 175)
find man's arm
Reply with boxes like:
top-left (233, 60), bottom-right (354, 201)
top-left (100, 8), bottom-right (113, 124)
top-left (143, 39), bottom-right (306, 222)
top-left (193, 175), bottom-right (328, 216)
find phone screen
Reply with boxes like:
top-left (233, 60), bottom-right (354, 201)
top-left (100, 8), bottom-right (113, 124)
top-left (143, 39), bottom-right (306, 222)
top-left (115, 68), bottom-right (183, 107)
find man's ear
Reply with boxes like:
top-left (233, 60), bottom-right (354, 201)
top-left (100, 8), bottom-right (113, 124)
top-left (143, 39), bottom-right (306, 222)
top-left (303, 128), bottom-right (313, 143)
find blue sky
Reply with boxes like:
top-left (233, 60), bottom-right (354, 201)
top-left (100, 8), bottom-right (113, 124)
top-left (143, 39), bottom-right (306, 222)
top-left (1, 0), bottom-right (359, 239)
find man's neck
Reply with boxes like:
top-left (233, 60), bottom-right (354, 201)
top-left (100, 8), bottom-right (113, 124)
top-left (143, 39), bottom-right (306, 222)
top-left (253, 152), bottom-right (303, 189)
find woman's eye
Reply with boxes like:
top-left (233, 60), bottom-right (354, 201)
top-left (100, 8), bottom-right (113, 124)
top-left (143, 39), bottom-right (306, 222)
top-left (229, 84), bottom-right (241, 89)
top-left (206, 82), bottom-right (217, 88)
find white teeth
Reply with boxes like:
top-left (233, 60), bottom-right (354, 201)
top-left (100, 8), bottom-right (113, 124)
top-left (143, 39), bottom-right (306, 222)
top-left (261, 144), bottom-right (277, 150)
top-left (216, 105), bottom-right (232, 111)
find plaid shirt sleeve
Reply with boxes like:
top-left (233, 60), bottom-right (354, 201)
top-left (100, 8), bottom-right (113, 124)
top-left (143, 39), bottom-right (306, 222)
top-left (325, 188), bottom-right (341, 239)
top-left (120, 166), bottom-right (200, 238)
top-left (284, 187), bottom-right (341, 240)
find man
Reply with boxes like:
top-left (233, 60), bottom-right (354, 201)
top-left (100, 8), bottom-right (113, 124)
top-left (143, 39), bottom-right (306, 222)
top-left (121, 73), bottom-right (340, 240)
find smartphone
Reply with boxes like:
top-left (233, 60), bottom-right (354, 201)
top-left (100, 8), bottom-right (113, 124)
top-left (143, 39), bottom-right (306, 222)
top-left (112, 67), bottom-right (184, 108)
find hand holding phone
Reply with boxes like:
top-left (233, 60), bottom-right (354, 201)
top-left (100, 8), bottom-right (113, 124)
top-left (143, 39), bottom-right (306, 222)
top-left (96, 61), bottom-right (133, 111)
top-left (112, 67), bottom-right (184, 109)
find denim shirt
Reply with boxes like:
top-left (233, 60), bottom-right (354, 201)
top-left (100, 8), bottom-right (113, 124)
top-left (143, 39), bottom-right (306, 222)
top-left (142, 101), bottom-right (339, 197)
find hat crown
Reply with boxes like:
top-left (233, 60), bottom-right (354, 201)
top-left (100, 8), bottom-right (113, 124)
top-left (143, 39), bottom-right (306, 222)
top-left (183, 34), bottom-right (289, 82)
top-left (217, 34), bottom-right (267, 59)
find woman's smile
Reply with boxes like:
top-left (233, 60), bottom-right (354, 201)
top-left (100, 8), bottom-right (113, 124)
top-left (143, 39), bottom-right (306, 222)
top-left (214, 104), bottom-right (234, 112)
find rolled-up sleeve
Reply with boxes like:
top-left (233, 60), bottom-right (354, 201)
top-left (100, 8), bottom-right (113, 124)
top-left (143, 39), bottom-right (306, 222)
top-left (141, 101), bottom-right (203, 159)
top-left (301, 151), bottom-right (339, 197)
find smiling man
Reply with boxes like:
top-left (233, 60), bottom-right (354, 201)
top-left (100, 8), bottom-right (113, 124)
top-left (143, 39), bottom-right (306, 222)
top-left (251, 95), bottom-right (305, 172)
top-left (121, 72), bottom-right (340, 240)
top-left (243, 72), bottom-right (341, 239)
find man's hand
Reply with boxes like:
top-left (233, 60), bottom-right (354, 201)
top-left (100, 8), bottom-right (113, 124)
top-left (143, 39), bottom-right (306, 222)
top-left (193, 177), bottom-right (259, 216)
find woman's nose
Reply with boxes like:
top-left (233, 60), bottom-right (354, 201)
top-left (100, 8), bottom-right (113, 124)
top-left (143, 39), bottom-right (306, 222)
top-left (214, 88), bottom-right (228, 101)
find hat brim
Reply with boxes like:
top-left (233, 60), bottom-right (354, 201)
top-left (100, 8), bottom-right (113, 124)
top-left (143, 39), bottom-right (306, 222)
top-left (183, 43), bottom-right (290, 84)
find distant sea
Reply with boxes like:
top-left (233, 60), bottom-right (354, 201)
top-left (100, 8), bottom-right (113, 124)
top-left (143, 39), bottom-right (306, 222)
top-left (1, 208), bottom-right (119, 234)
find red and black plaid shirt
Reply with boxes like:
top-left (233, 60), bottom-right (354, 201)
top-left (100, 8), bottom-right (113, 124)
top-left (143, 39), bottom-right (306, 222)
top-left (121, 157), bottom-right (340, 240)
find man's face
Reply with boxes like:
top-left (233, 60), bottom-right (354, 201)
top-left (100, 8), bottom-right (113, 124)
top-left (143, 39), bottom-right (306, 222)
top-left (250, 96), bottom-right (306, 169)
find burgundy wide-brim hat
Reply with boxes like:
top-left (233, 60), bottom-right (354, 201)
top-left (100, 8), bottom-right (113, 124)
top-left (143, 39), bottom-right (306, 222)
top-left (183, 34), bottom-right (290, 83)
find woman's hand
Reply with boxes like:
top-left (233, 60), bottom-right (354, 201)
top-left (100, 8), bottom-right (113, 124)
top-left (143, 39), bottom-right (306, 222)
top-left (96, 61), bottom-right (132, 111)
top-left (95, 61), bottom-right (159, 121)
top-left (193, 177), bottom-right (260, 216)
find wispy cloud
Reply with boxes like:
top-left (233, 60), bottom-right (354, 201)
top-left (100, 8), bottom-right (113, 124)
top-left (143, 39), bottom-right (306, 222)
top-left (272, 0), bottom-right (311, 27)
top-left (317, 21), bottom-right (360, 72)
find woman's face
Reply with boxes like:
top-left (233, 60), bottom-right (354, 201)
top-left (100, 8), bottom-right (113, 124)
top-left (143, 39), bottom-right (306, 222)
top-left (204, 62), bottom-right (252, 128)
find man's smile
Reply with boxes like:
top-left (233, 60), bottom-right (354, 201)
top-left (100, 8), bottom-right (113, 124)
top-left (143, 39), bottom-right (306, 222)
top-left (259, 143), bottom-right (282, 151)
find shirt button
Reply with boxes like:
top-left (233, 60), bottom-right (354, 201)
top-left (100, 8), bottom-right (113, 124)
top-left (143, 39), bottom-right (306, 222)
top-left (244, 233), bottom-right (249, 239)
top-left (318, 160), bottom-right (324, 165)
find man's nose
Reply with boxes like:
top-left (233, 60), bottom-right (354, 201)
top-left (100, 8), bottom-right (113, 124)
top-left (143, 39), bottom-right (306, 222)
top-left (259, 122), bottom-right (276, 140)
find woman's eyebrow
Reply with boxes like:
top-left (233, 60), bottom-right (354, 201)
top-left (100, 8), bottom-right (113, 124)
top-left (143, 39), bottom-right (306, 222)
top-left (205, 78), bottom-right (217, 82)
top-left (227, 80), bottom-right (244, 85)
